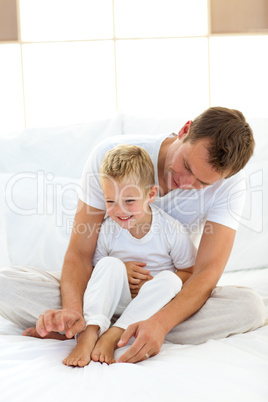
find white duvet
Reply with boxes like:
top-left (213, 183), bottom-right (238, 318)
top-left (1, 268), bottom-right (268, 402)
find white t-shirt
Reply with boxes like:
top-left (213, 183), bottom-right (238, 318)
top-left (79, 134), bottom-right (246, 241)
top-left (92, 205), bottom-right (197, 277)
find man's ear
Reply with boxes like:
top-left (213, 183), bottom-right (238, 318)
top-left (148, 185), bottom-right (158, 204)
top-left (178, 120), bottom-right (193, 139)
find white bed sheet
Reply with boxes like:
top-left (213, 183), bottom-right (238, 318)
top-left (1, 267), bottom-right (268, 402)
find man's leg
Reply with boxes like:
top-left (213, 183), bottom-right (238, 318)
top-left (165, 286), bottom-right (267, 345)
top-left (0, 265), bottom-right (61, 329)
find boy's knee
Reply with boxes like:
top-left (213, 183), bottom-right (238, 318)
top-left (95, 256), bottom-right (125, 274)
top-left (144, 270), bottom-right (182, 295)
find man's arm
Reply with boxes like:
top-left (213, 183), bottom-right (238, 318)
top-left (36, 200), bottom-right (105, 338)
top-left (117, 221), bottom-right (236, 363)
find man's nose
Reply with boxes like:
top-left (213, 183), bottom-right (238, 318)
top-left (180, 174), bottom-right (196, 189)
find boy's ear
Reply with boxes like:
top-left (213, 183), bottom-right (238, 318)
top-left (148, 185), bottom-right (158, 203)
top-left (178, 120), bottom-right (193, 139)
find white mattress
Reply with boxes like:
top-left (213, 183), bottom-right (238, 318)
top-left (1, 267), bottom-right (268, 402)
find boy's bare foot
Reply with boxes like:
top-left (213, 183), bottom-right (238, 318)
top-left (63, 325), bottom-right (99, 367)
top-left (23, 327), bottom-right (68, 340)
top-left (91, 326), bottom-right (124, 365)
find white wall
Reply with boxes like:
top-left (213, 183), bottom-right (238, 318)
top-left (0, 0), bottom-right (267, 135)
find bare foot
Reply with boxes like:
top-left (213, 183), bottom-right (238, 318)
top-left (23, 327), bottom-right (68, 340)
top-left (63, 325), bottom-right (99, 367)
top-left (91, 326), bottom-right (124, 365)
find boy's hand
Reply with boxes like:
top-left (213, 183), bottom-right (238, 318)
top-left (36, 309), bottom-right (86, 339)
top-left (130, 276), bottom-right (153, 297)
top-left (124, 261), bottom-right (152, 297)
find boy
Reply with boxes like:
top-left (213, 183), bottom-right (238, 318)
top-left (63, 145), bottom-right (196, 366)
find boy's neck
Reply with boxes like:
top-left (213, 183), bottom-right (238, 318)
top-left (128, 206), bottom-right (152, 239)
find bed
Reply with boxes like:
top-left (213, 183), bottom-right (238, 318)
top-left (0, 114), bottom-right (267, 402)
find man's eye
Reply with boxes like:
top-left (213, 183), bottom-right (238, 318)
top-left (184, 162), bottom-right (191, 171)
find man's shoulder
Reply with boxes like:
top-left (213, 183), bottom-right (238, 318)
top-left (96, 133), bottom-right (168, 149)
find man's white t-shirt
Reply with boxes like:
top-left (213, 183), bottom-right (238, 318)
top-left (79, 134), bottom-right (246, 241)
top-left (92, 205), bottom-right (197, 277)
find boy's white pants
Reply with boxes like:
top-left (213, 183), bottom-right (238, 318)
top-left (0, 263), bottom-right (266, 345)
top-left (83, 256), bottom-right (183, 336)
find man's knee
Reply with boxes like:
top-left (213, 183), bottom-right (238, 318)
top-left (213, 286), bottom-right (267, 330)
top-left (240, 287), bottom-right (267, 329)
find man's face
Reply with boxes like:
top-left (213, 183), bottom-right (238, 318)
top-left (163, 126), bottom-right (224, 192)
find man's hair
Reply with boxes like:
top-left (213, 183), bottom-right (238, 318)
top-left (183, 107), bottom-right (255, 178)
top-left (100, 144), bottom-right (155, 193)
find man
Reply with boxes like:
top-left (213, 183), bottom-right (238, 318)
top-left (1, 107), bottom-right (266, 363)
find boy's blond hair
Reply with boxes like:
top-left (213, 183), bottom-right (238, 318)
top-left (100, 145), bottom-right (155, 193)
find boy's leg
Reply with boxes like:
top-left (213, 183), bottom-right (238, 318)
top-left (64, 256), bottom-right (131, 366)
top-left (83, 256), bottom-right (132, 336)
top-left (0, 265), bottom-right (61, 329)
top-left (91, 270), bottom-right (183, 364)
top-left (165, 286), bottom-right (267, 344)
top-left (115, 270), bottom-right (183, 330)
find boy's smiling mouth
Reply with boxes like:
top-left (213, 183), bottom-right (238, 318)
top-left (117, 215), bottom-right (133, 221)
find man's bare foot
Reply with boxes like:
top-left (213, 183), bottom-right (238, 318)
top-left (23, 327), bottom-right (68, 340)
top-left (91, 326), bottom-right (124, 365)
top-left (63, 325), bottom-right (99, 367)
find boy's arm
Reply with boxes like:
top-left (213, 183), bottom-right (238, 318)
top-left (36, 200), bottom-right (105, 338)
top-left (117, 221), bottom-right (236, 362)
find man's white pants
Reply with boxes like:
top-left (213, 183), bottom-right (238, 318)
top-left (0, 263), bottom-right (266, 344)
top-left (83, 256), bottom-right (183, 336)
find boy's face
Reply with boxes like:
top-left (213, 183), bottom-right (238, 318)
top-left (102, 178), bottom-right (154, 230)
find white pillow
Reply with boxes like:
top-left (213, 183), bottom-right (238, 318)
top-left (2, 173), bottom-right (78, 271)
top-left (0, 115), bottom-right (122, 179)
top-left (225, 159), bottom-right (268, 271)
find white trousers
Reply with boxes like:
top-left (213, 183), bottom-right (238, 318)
top-left (83, 256), bottom-right (182, 336)
top-left (0, 264), bottom-right (266, 344)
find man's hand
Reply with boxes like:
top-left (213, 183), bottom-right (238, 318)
top-left (124, 261), bottom-right (152, 297)
top-left (117, 317), bottom-right (166, 363)
top-left (36, 309), bottom-right (86, 339)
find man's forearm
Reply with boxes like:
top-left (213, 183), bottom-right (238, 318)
top-left (60, 251), bottom-right (93, 314)
top-left (153, 270), bottom-right (216, 335)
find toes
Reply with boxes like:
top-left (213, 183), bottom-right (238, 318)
top-left (91, 352), bottom-right (99, 362)
top-left (77, 358), bottom-right (89, 367)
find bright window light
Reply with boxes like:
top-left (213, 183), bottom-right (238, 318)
top-left (116, 38), bottom-right (209, 118)
top-left (20, 0), bottom-right (114, 41)
top-left (22, 41), bottom-right (116, 128)
top-left (114, 0), bottom-right (208, 38)
top-left (210, 36), bottom-right (268, 118)
top-left (0, 45), bottom-right (25, 136)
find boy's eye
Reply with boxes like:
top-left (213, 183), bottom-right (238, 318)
top-left (106, 200), bottom-right (115, 204)
top-left (125, 200), bottom-right (135, 204)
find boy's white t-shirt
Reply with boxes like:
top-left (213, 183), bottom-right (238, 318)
top-left (92, 205), bottom-right (197, 277)
top-left (79, 134), bottom-right (246, 238)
